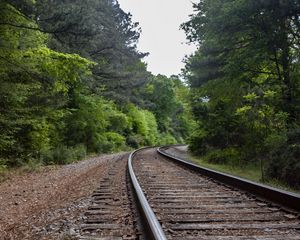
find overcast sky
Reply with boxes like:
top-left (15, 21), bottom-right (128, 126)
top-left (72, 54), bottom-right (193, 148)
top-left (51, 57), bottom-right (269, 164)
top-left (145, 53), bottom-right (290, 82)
top-left (117, 0), bottom-right (197, 77)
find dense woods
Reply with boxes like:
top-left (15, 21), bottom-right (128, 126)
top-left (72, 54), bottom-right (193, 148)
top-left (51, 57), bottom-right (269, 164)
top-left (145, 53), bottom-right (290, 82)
top-left (1, 0), bottom-right (299, 189)
top-left (0, 0), bottom-right (191, 169)
top-left (182, 0), bottom-right (300, 187)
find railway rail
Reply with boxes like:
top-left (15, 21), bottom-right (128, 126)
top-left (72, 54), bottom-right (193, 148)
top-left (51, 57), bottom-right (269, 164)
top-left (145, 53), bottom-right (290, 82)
top-left (79, 154), bottom-right (140, 240)
top-left (129, 146), bottom-right (300, 240)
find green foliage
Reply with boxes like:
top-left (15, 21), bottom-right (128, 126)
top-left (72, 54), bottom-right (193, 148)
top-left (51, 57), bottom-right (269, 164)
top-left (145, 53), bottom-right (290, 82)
top-left (204, 148), bottom-right (240, 165)
top-left (36, 0), bottom-right (149, 104)
top-left (22, 158), bottom-right (43, 172)
top-left (107, 112), bottom-right (129, 134)
top-left (126, 104), bottom-right (148, 137)
top-left (0, 159), bottom-right (7, 174)
top-left (103, 132), bottom-right (126, 152)
top-left (183, 0), bottom-right (300, 188)
top-left (142, 110), bottom-right (159, 145)
top-left (158, 133), bottom-right (177, 146)
top-left (144, 75), bottom-right (179, 130)
top-left (264, 129), bottom-right (300, 188)
top-left (41, 145), bottom-right (86, 165)
top-left (0, 2), bottom-right (93, 165)
top-left (188, 128), bottom-right (208, 156)
top-left (64, 94), bottom-right (109, 153)
top-left (125, 104), bottom-right (160, 146)
top-left (0, 0), bottom-right (191, 171)
top-left (142, 74), bottom-right (194, 143)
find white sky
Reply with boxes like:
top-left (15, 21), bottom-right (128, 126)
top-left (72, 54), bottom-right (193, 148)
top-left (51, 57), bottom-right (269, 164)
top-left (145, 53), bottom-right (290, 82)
top-left (117, 0), bottom-right (197, 77)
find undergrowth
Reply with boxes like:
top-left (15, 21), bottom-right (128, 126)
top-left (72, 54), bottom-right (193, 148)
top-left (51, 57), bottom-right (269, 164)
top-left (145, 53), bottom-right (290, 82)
top-left (188, 152), bottom-right (300, 194)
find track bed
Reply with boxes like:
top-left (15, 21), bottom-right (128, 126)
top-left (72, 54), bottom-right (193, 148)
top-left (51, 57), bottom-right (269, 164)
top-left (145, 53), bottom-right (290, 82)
top-left (79, 154), bottom-right (141, 240)
top-left (132, 148), bottom-right (300, 239)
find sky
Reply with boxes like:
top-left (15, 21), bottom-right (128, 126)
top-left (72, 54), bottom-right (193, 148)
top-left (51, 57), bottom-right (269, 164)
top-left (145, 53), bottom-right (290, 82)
top-left (117, 0), bottom-right (197, 77)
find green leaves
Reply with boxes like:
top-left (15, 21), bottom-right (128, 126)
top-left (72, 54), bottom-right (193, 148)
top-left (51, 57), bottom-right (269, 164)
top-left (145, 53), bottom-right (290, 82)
top-left (1, 1), bottom-right (189, 169)
top-left (183, 0), bottom-right (300, 187)
top-left (29, 47), bottom-right (95, 93)
top-left (0, 3), bottom-right (94, 163)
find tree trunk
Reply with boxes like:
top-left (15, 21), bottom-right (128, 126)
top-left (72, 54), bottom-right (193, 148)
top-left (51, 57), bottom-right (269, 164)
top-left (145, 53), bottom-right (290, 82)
top-left (281, 21), bottom-right (294, 121)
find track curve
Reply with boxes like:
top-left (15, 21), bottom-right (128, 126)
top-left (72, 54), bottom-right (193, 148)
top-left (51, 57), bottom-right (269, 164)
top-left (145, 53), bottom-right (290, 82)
top-left (130, 146), bottom-right (300, 240)
top-left (158, 145), bottom-right (300, 212)
top-left (128, 148), bottom-right (167, 240)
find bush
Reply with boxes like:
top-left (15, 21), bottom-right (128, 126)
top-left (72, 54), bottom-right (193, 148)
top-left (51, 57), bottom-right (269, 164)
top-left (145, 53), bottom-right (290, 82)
top-left (158, 133), bottom-right (177, 145)
top-left (22, 158), bottom-right (43, 172)
top-left (104, 132), bottom-right (126, 152)
top-left (266, 143), bottom-right (300, 188)
top-left (63, 95), bottom-right (109, 153)
top-left (126, 135), bottom-right (139, 148)
top-left (126, 134), bottom-right (145, 148)
top-left (41, 144), bottom-right (86, 165)
top-left (126, 104), bottom-right (161, 146)
top-left (263, 128), bottom-right (300, 188)
top-left (108, 112), bottom-right (129, 134)
top-left (205, 148), bottom-right (240, 165)
top-left (0, 159), bottom-right (7, 173)
top-left (72, 144), bottom-right (87, 160)
top-left (188, 128), bottom-right (208, 155)
top-left (143, 110), bottom-right (159, 145)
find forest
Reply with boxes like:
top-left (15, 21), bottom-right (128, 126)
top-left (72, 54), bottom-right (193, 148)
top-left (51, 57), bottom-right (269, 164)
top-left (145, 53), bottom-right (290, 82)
top-left (0, 0), bottom-right (192, 168)
top-left (182, 0), bottom-right (300, 188)
top-left (1, 0), bottom-right (300, 189)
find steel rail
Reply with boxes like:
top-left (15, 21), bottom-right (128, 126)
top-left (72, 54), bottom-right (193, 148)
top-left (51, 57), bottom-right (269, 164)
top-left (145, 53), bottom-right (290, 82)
top-left (158, 146), bottom-right (300, 212)
top-left (128, 148), bottom-right (167, 240)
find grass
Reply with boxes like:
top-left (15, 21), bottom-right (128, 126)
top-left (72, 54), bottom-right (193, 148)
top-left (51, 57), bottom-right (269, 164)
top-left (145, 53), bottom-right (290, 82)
top-left (188, 153), bottom-right (300, 194)
top-left (0, 165), bottom-right (8, 183)
top-left (0, 159), bottom-right (46, 183)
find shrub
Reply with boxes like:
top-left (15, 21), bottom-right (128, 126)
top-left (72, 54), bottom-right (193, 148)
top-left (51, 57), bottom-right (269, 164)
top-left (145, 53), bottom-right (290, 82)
top-left (188, 128), bottom-right (208, 155)
top-left (126, 135), bottom-right (139, 148)
top-left (158, 133), bottom-right (177, 145)
top-left (266, 143), bottom-right (300, 188)
top-left (205, 148), bottom-right (240, 165)
top-left (22, 158), bottom-right (43, 172)
top-left (72, 144), bottom-right (87, 160)
top-left (0, 159), bottom-right (7, 173)
top-left (143, 110), bottom-right (159, 145)
top-left (126, 104), bottom-right (161, 146)
top-left (107, 112), bottom-right (129, 134)
top-left (126, 134), bottom-right (145, 148)
top-left (104, 132), bottom-right (126, 152)
top-left (126, 104), bottom-right (146, 136)
top-left (41, 144), bottom-right (86, 165)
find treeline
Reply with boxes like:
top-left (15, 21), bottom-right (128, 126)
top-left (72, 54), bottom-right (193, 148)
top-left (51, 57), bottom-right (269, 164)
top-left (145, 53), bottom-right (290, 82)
top-left (182, 0), bottom-right (300, 188)
top-left (0, 0), bottom-right (191, 168)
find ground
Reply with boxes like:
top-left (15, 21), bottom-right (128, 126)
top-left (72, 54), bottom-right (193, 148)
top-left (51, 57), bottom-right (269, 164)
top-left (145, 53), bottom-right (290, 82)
top-left (0, 152), bottom-right (127, 240)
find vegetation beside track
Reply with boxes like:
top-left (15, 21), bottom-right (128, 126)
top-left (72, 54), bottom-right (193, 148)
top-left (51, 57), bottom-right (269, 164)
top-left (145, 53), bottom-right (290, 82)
top-left (0, 1), bottom-right (193, 171)
top-left (182, 0), bottom-right (300, 189)
top-left (188, 153), bottom-right (300, 194)
top-left (1, 0), bottom-right (300, 192)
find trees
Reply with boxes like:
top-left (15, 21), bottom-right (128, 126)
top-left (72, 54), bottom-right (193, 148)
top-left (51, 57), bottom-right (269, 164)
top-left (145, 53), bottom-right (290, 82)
top-left (182, 0), bottom-right (300, 187)
top-left (0, 2), bottom-right (93, 165)
top-left (143, 74), bottom-right (193, 142)
top-left (144, 75), bottom-right (179, 130)
top-left (0, 0), bottom-right (189, 169)
top-left (35, 0), bottom-right (149, 104)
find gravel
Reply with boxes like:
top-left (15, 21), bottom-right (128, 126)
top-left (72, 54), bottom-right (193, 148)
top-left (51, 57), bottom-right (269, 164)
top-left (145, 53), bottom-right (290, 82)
top-left (0, 152), bottom-right (127, 240)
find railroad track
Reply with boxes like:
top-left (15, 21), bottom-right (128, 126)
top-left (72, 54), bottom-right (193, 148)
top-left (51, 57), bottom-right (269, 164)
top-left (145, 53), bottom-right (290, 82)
top-left (79, 154), bottom-right (141, 240)
top-left (129, 146), bottom-right (300, 240)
